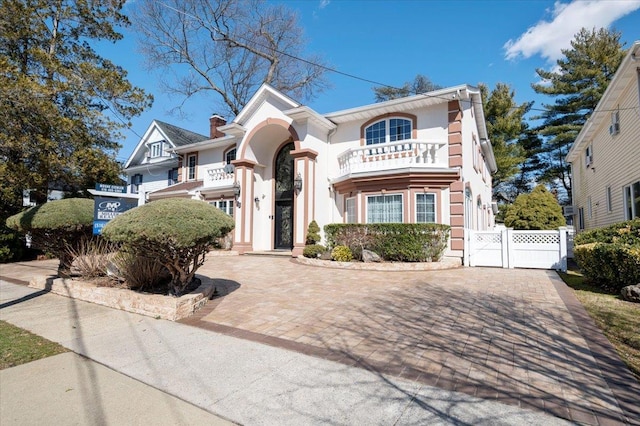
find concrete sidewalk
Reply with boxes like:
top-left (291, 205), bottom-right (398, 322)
top-left (0, 276), bottom-right (570, 426)
top-left (0, 352), bottom-right (233, 425)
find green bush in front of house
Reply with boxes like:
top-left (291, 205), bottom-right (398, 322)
top-left (573, 218), bottom-right (640, 246)
top-left (5, 198), bottom-right (94, 275)
top-left (305, 220), bottom-right (321, 245)
top-left (102, 198), bottom-right (235, 296)
top-left (331, 245), bottom-right (353, 262)
top-left (503, 185), bottom-right (566, 230)
top-left (324, 223), bottom-right (450, 262)
top-left (573, 219), bottom-right (640, 291)
top-left (303, 244), bottom-right (326, 258)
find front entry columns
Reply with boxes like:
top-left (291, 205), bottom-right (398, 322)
top-left (290, 148), bottom-right (318, 257)
top-left (231, 159), bottom-right (257, 254)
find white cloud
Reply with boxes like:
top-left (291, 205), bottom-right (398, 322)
top-left (504, 0), bottom-right (640, 62)
top-left (319, 0), bottom-right (330, 9)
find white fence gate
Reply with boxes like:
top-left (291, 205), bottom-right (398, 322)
top-left (465, 227), bottom-right (574, 272)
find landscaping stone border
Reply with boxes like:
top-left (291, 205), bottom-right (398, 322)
top-left (28, 275), bottom-right (215, 321)
top-left (295, 256), bottom-right (462, 271)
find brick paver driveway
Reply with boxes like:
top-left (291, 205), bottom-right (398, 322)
top-left (186, 255), bottom-right (639, 425)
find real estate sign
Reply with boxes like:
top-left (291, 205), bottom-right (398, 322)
top-left (93, 197), bottom-right (137, 235)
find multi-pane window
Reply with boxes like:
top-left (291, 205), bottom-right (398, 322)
top-left (365, 118), bottom-right (411, 145)
top-left (624, 181), bottom-right (640, 220)
top-left (416, 193), bottom-right (436, 223)
top-left (150, 142), bottom-right (163, 158)
top-left (345, 198), bottom-right (356, 223)
top-left (367, 194), bottom-right (403, 223)
top-left (187, 154), bottom-right (197, 180)
top-left (210, 200), bottom-right (234, 217)
top-left (225, 148), bottom-right (236, 165)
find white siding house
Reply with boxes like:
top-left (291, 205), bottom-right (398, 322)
top-left (566, 41), bottom-right (640, 230)
top-left (123, 84), bottom-right (497, 260)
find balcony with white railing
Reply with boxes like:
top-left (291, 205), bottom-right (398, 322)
top-left (205, 165), bottom-right (235, 188)
top-left (336, 140), bottom-right (448, 177)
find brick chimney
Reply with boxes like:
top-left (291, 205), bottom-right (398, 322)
top-left (209, 114), bottom-right (226, 139)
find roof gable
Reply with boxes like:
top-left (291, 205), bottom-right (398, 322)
top-left (233, 83), bottom-right (300, 126)
top-left (124, 120), bottom-right (208, 169)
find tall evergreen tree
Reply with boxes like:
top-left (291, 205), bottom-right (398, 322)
top-left (0, 0), bottom-right (152, 211)
top-left (479, 83), bottom-right (531, 203)
top-left (532, 28), bottom-right (625, 202)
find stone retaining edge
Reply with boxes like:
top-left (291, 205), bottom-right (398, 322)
top-left (294, 257), bottom-right (462, 271)
top-left (28, 275), bottom-right (215, 321)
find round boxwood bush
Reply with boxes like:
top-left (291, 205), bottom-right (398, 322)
top-left (6, 198), bottom-right (94, 275)
top-left (303, 244), bottom-right (326, 258)
top-left (102, 198), bottom-right (234, 296)
top-left (331, 245), bottom-right (353, 262)
top-left (504, 185), bottom-right (566, 230)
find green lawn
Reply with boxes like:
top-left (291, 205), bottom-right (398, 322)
top-left (0, 320), bottom-right (67, 370)
top-left (557, 268), bottom-right (640, 380)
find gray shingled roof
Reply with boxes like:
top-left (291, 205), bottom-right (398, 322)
top-left (155, 120), bottom-right (209, 147)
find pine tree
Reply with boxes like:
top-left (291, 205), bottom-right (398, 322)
top-left (532, 28), bottom-right (625, 203)
top-left (479, 83), bottom-right (531, 203)
top-left (504, 185), bottom-right (566, 230)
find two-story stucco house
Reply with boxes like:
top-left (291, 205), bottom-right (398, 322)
top-left (566, 41), bottom-right (640, 231)
top-left (124, 83), bottom-right (497, 259)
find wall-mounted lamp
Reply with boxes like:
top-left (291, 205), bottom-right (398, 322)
top-left (233, 181), bottom-right (241, 207)
top-left (294, 172), bottom-right (303, 194)
top-left (254, 196), bottom-right (260, 209)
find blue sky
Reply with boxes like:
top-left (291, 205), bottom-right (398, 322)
top-left (106, 0), bottom-right (640, 162)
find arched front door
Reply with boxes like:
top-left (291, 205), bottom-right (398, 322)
top-left (274, 142), bottom-right (295, 249)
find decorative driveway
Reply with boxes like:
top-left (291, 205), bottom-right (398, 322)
top-left (185, 255), bottom-right (640, 425)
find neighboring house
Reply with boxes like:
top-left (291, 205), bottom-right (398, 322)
top-left (566, 41), bottom-right (640, 231)
top-left (124, 83), bottom-right (497, 259)
top-left (122, 119), bottom-right (213, 204)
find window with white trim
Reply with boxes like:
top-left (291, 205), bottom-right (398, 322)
top-left (187, 154), bottom-right (197, 180)
top-left (210, 200), bottom-right (234, 217)
top-left (624, 181), bottom-right (640, 220)
top-left (416, 193), bottom-right (436, 223)
top-left (150, 142), bottom-right (163, 158)
top-left (131, 174), bottom-right (142, 194)
top-left (225, 148), bottom-right (236, 165)
top-left (365, 118), bottom-right (412, 145)
top-left (345, 197), bottom-right (356, 223)
top-left (367, 194), bottom-right (403, 223)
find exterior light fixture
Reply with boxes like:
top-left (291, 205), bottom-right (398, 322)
top-left (254, 196), bottom-right (260, 209)
top-left (233, 181), bottom-right (241, 207)
top-left (294, 172), bottom-right (303, 194)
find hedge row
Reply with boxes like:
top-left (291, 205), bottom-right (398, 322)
top-left (573, 218), bottom-right (640, 245)
top-left (324, 223), bottom-right (450, 262)
top-left (573, 243), bottom-right (640, 291)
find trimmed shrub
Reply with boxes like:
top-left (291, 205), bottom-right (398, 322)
top-left (305, 220), bottom-right (321, 245)
top-left (574, 242), bottom-right (640, 291)
top-left (331, 245), bottom-right (353, 262)
top-left (5, 198), bottom-right (94, 275)
top-left (324, 223), bottom-right (450, 262)
top-left (303, 244), bottom-right (326, 258)
top-left (574, 218), bottom-right (640, 246)
top-left (102, 198), bottom-right (234, 296)
top-left (504, 185), bottom-right (566, 230)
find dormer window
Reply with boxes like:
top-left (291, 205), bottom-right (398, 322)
top-left (150, 141), bottom-right (163, 158)
top-left (365, 118), bottom-right (412, 145)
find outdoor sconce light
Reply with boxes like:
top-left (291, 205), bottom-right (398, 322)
top-left (233, 181), bottom-right (241, 207)
top-left (294, 172), bottom-right (303, 194)
top-left (254, 196), bottom-right (260, 209)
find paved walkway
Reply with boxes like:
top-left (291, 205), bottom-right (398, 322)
top-left (1, 257), bottom-right (639, 425)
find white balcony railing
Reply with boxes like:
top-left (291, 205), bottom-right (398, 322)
top-left (206, 166), bottom-right (234, 186)
top-left (337, 140), bottom-right (447, 176)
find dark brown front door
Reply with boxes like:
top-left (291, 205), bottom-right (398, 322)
top-left (274, 142), bottom-right (295, 250)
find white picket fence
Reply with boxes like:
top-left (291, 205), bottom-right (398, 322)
top-left (464, 227), bottom-right (574, 272)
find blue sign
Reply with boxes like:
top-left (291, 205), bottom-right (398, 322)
top-left (93, 197), bottom-right (138, 235)
top-left (95, 183), bottom-right (127, 194)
